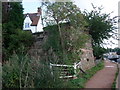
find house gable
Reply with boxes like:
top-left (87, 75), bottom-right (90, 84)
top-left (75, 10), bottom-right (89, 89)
top-left (23, 14), bottom-right (32, 30)
top-left (23, 7), bottom-right (43, 33)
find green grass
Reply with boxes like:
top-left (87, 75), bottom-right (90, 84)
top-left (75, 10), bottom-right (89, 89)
top-left (112, 64), bottom-right (119, 89)
top-left (60, 61), bottom-right (104, 88)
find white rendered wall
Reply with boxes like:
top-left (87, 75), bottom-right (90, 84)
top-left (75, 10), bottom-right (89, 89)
top-left (23, 15), bottom-right (32, 30)
top-left (31, 26), bottom-right (37, 33)
top-left (37, 16), bottom-right (44, 32)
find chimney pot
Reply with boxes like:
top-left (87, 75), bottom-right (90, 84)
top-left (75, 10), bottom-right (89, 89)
top-left (37, 7), bottom-right (41, 14)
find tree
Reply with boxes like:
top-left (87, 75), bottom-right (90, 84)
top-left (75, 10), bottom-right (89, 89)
top-left (83, 4), bottom-right (117, 58)
top-left (2, 2), bottom-right (33, 61)
top-left (44, 2), bottom-right (89, 63)
top-left (2, 2), bottom-right (24, 28)
top-left (93, 46), bottom-right (107, 59)
top-left (45, 2), bottom-right (88, 61)
top-left (84, 4), bottom-right (116, 46)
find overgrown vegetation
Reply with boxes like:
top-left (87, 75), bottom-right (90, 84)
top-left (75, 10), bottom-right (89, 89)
top-left (43, 23), bottom-right (89, 64)
top-left (2, 53), bottom-right (103, 88)
top-left (112, 64), bottom-right (119, 89)
top-left (43, 2), bottom-right (90, 64)
top-left (2, 53), bottom-right (64, 88)
top-left (2, 2), bottom-right (34, 88)
top-left (2, 2), bottom-right (33, 61)
top-left (3, 50), bottom-right (103, 88)
top-left (2, 1), bottom-right (116, 88)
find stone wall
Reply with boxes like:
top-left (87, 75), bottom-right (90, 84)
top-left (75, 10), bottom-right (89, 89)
top-left (28, 31), bottom-right (95, 71)
top-left (28, 32), bottom-right (48, 60)
top-left (80, 38), bottom-right (95, 71)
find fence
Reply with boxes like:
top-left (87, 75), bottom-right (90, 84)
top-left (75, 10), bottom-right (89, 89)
top-left (50, 61), bottom-right (84, 78)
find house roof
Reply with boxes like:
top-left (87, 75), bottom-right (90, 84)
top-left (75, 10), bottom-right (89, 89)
top-left (24, 13), bottom-right (40, 26)
top-left (31, 16), bottom-right (40, 26)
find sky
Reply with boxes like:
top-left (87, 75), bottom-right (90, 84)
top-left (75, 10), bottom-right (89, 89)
top-left (22, 0), bottom-right (119, 16)
top-left (22, 0), bottom-right (120, 49)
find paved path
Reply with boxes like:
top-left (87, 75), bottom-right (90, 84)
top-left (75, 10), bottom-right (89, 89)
top-left (85, 60), bottom-right (117, 88)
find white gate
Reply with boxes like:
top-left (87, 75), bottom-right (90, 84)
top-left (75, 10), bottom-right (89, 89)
top-left (50, 61), bottom-right (83, 78)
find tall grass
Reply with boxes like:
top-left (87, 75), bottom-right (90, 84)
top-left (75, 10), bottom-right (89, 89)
top-left (2, 53), bottom-right (64, 88)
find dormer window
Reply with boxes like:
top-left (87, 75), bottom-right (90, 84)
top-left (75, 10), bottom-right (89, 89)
top-left (25, 23), bottom-right (30, 28)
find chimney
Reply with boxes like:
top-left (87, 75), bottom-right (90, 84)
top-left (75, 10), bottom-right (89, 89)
top-left (37, 7), bottom-right (41, 16)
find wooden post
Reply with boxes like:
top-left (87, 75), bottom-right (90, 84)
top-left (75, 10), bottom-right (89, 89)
top-left (50, 63), bottom-right (53, 75)
top-left (74, 62), bottom-right (77, 77)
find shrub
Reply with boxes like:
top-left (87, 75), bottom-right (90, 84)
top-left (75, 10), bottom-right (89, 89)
top-left (2, 53), bottom-right (63, 88)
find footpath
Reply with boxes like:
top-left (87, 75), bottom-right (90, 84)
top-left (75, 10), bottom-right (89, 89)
top-left (85, 60), bottom-right (117, 88)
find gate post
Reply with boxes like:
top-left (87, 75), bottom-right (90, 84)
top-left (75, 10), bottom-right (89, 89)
top-left (74, 62), bottom-right (77, 77)
top-left (50, 63), bottom-right (53, 75)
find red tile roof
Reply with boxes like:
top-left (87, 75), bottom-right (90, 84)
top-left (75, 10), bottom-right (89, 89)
top-left (24, 13), bottom-right (40, 26)
top-left (31, 16), bottom-right (40, 26)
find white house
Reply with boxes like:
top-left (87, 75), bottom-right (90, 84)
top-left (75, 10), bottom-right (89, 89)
top-left (23, 7), bottom-right (43, 33)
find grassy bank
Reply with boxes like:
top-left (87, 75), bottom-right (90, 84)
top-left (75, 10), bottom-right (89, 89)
top-left (112, 63), bottom-right (119, 89)
top-left (60, 61), bottom-right (104, 88)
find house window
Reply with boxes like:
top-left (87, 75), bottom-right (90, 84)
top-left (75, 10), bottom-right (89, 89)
top-left (25, 23), bottom-right (30, 28)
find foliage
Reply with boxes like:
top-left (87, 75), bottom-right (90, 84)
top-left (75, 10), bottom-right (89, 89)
top-left (7, 2), bottom-right (24, 29)
top-left (43, 25), bottom-right (62, 51)
top-left (2, 2), bottom-right (8, 23)
top-left (2, 2), bottom-right (33, 61)
top-left (43, 23), bottom-right (89, 64)
top-left (3, 28), bottom-right (33, 61)
top-left (45, 2), bottom-right (88, 28)
top-left (116, 49), bottom-right (120, 55)
top-left (112, 64), bottom-right (119, 89)
top-left (43, 25), bottom-right (63, 63)
top-left (2, 53), bottom-right (64, 88)
top-left (93, 46), bottom-right (107, 59)
top-left (84, 4), bottom-right (115, 46)
top-left (3, 53), bottom-right (104, 88)
top-left (106, 48), bottom-right (120, 55)
top-left (8, 30), bottom-right (33, 53)
top-left (61, 24), bottom-right (89, 64)
top-left (43, 2), bottom-right (89, 64)
top-left (3, 53), bottom-right (29, 88)
top-left (0, 2), bottom-right (1, 23)
top-left (113, 48), bottom-right (120, 55)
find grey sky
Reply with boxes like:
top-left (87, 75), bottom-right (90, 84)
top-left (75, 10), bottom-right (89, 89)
top-left (22, 0), bottom-right (119, 16)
